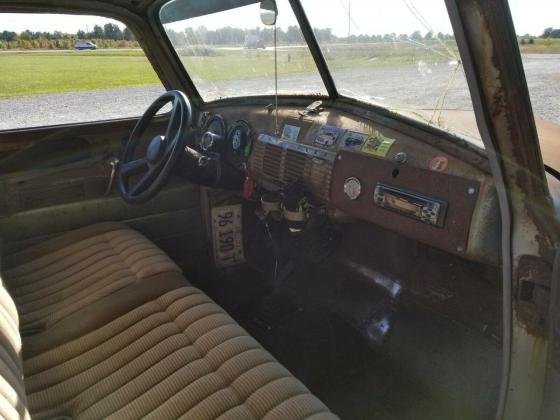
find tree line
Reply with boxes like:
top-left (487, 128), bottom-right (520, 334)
top-left (1, 22), bottom-right (558, 50)
top-left (0, 23), bottom-right (134, 42)
top-left (164, 25), bottom-right (458, 47)
top-left (0, 23), bottom-right (139, 50)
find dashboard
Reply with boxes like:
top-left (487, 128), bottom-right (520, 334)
top-left (195, 112), bottom-right (252, 172)
top-left (192, 102), bottom-right (499, 265)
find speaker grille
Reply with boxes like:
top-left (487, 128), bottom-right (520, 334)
top-left (249, 140), bottom-right (333, 201)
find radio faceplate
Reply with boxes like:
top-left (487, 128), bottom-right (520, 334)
top-left (373, 183), bottom-right (448, 227)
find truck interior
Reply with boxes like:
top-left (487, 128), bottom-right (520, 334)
top-left (0, 0), bottom-right (559, 419)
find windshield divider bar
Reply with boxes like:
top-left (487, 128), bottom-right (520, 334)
top-left (288, 0), bottom-right (338, 99)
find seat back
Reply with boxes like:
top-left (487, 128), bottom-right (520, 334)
top-left (0, 281), bottom-right (29, 419)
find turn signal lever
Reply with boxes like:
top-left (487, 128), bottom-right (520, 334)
top-left (180, 147), bottom-right (244, 191)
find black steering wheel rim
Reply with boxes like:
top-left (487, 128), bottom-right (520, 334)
top-left (118, 90), bottom-right (192, 204)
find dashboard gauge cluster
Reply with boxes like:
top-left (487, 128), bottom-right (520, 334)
top-left (196, 113), bottom-right (252, 171)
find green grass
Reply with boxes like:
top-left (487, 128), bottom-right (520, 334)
top-left (519, 38), bottom-right (560, 54)
top-left (180, 41), bottom-right (459, 84)
top-left (0, 50), bottom-right (160, 98)
top-left (0, 40), bottom-right (558, 98)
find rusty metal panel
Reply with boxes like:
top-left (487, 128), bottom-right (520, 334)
top-left (330, 150), bottom-right (480, 256)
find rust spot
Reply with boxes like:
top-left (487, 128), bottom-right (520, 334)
top-left (515, 255), bottom-right (552, 337)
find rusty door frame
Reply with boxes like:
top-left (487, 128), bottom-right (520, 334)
top-left (446, 1), bottom-right (560, 419)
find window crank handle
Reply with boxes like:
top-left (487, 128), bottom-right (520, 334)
top-left (105, 157), bottom-right (119, 196)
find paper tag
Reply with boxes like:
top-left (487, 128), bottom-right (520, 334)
top-left (361, 136), bottom-right (396, 157)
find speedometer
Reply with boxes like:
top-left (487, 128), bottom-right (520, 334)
top-left (205, 115), bottom-right (226, 136)
top-left (226, 120), bottom-right (251, 171)
top-left (198, 114), bottom-right (226, 151)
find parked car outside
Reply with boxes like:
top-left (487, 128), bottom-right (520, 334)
top-left (74, 40), bottom-right (96, 50)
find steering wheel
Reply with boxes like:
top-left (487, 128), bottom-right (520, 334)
top-left (118, 90), bottom-right (192, 204)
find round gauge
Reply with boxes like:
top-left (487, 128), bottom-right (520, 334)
top-left (200, 132), bottom-right (216, 152)
top-left (196, 112), bottom-right (209, 131)
top-left (198, 114), bottom-right (226, 151)
top-left (343, 177), bottom-right (362, 200)
top-left (226, 121), bottom-right (251, 171)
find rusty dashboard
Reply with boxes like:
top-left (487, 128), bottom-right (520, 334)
top-left (197, 103), bottom-right (499, 264)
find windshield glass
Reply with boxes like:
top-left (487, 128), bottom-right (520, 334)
top-left (160, 0), bottom-right (327, 101)
top-left (300, 0), bottom-right (482, 145)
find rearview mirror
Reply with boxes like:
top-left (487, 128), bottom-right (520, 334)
top-left (260, 0), bottom-right (277, 26)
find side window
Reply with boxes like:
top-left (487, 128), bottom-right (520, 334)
top-left (509, 3), bottom-right (560, 146)
top-left (0, 13), bottom-right (165, 130)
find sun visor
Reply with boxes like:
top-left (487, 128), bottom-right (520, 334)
top-left (160, 0), bottom-right (260, 23)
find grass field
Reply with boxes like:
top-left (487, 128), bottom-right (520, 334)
top-left (0, 43), bottom-right (455, 98)
top-left (0, 50), bottom-right (160, 98)
top-left (0, 38), bottom-right (559, 98)
top-left (519, 38), bottom-right (560, 54)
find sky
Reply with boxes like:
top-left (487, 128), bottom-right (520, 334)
top-left (0, 0), bottom-right (558, 36)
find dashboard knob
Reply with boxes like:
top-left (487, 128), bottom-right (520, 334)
top-left (343, 177), bottom-right (362, 200)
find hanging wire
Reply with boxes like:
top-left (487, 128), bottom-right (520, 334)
top-left (274, 22), bottom-right (279, 136)
top-left (263, 218), bottom-right (279, 284)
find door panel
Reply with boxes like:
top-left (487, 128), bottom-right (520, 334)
top-left (0, 118), bottom-right (133, 215)
top-left (0, 118), bottom-right (205, 267)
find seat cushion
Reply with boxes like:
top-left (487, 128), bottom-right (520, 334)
top-left (24, 287), bottom-right (337, 420)
top-left (0, 286), bottom-right (30, 420)
top-left (2, 223), bottom-right (181, 332)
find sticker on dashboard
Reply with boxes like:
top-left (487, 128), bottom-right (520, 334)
top-left (314, 125), bottom-right (343, 148)
top-left (281, 124), bottom-right (301, 141)
top-left (211, 204), bottom-right (245, 269)
top-left (428, 156), bottom-right (449, 172)
top-left (361, 135), bottom-right (396, 157)
top-left (340, 131), bottom-right (369, 150)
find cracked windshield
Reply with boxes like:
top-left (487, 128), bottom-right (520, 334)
top-left (301, 0), bottom-right (477, 141)
top-left (160, 0), bottom-right (479, 141)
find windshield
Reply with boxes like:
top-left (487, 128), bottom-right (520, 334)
top-left (300, 0), bottom-right (481, 144)
top-left (160, 0), bottom-right (483, 145)
top-left (160, 0), bottom-right (327, 101)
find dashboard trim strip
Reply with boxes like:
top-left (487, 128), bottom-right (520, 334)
top-left (257, 134), bottom-right (337, 163)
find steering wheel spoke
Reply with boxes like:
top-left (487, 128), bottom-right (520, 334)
top-left (129, 167), bottom-right (158, 196)
top-left (120, 158), bottom-right (148, 178)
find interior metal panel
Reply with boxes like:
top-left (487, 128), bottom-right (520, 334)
top-left (330, 150), bottom-right (480, 256)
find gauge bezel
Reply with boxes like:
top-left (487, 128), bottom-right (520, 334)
top-left (203, 114), bottom-right (226, 136)
top-left (226, 120), bottom-right (252, 170)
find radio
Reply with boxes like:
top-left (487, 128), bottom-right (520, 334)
top-left (373, 183), bottom-right (447, 227)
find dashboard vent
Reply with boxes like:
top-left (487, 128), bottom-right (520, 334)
top-left (283, 149), bottom-right (306, 182)
top-left (249, 138), bottom-right (334, 201)
top-left (262, 143), bottom-right (283, 179)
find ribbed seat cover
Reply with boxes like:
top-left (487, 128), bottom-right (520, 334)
top-left (2, 223), bottom-right (180, 330)
top-left (0, 286), bottom-right (30, 419)
top-left (24, 287), bottom-right (337, 419)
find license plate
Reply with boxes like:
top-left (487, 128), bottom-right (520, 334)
top-left (211, 204), bottom-right (245, 268)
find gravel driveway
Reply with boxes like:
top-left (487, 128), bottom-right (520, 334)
top-left (1, 54), bottom-right (558, 131)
